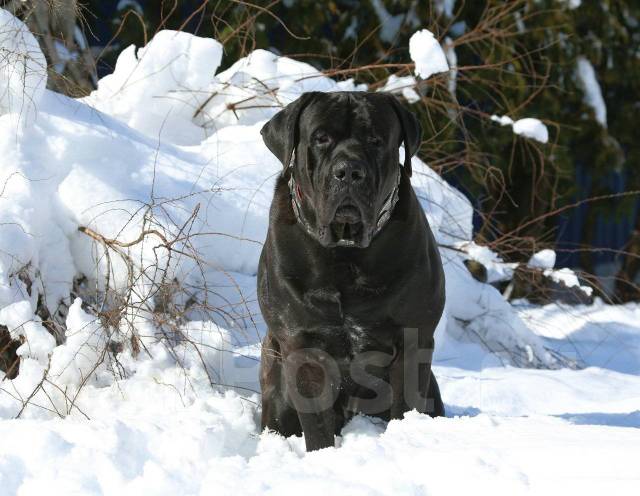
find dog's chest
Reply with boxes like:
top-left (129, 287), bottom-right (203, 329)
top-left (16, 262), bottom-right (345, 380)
top-left (333, 261), bottom-right (388, 299)
top-left (300, 266), bottom-right (396, 355)
top-left (340, 315), bottom-right (396, 357)
top-left (303, 263), bottom-right (387, 318)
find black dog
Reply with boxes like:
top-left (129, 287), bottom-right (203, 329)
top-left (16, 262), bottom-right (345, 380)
top-left (258, 91), bottom-right (445, 451)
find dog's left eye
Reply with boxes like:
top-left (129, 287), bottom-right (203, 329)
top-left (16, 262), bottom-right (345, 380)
top-left (313, 132), bottom-right (332, 146)
top-left (368, 136), bottom-right (383, 147)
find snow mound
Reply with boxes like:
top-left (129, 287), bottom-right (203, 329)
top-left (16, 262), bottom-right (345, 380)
top-left (0, 8), bottom-right (47, 129)
top-left (0, 27), bottom-right (567, 422)
top-left (409, 29), bottom-right (449, 80)
top-left (85, 41), bottom-right (365, 145)
top-left (84, 30), bottom-right (223, 145)
top-left (196, 48), bottom-right (366, 133)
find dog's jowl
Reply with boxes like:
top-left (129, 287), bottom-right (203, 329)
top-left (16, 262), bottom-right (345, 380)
top-left (258, 91), bottom-right (445, 451)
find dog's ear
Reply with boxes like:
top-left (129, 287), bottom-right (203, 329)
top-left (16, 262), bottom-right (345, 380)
top-left (261, 92), bottom-right (319, 170)
top-left (386, 94), bottom-right (422, 177)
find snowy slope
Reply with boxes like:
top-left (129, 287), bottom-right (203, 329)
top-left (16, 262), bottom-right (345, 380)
top-left (0, 12), bottom-right (639, 495)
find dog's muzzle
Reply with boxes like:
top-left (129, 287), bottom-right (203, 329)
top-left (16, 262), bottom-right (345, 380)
top-left (329, 201), bottom-right (365, 246)
top-left (287, 153), bottom-right (401, 248)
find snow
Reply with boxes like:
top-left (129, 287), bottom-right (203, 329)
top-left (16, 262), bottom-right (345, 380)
top-left (434, 0), bottom-right (456, 18)
top-left (464, 241), bottom-right (518, 283)
top-left (370, 0), bottom-right (404, 43)
top-left (512, 118), bottom-right (549, 143)
top-left (491, 114), bottom-right (515, 127)
top-left (117, 0), bottom-right (144, 14)
top-left (0, 8), bottom-right (47, 130)
top-left (0, 12), bottom-right (639, 494)
top-left (0, 301), bottom-right (55, 363)
top-left (528, 249), bottom-right (556, 269)
top-left (378, 74), bottom-right (420, 103)
top-left (528, 249), bottom-right (593, 296)
top-left (1, 300), bottom-right (639, 494)
top-left (409, 29), bottom-right (450, 80)
top-left (49, 299), bottom-right (110, 387)
top-left (559, 0), bottom-right (582, 9)
top-left (545, 267), bottom-right (593, 296)
top-left (576, 55), bottom-right (607, 127)
top-left (84, 30), bottom-right (224, 145)
top-left (492, 115), bottom-right (550, 144)
top-left (1, 404), bottom-right (638, 495)
top-left (443, 37), bottom-right (458, 98)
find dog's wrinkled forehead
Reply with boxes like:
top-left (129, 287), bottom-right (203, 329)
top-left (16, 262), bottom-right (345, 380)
top-left (298, 92), bottom-right (400, 142)
top-left (260, 91), bottom-right (421, 177)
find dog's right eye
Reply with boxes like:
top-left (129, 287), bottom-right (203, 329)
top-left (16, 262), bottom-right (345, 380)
top-left (312, 132), bottom-right (332, 147)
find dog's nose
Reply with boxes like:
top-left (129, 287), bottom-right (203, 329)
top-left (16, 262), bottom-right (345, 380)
top-left (332, 161), bottom-right (366, 183)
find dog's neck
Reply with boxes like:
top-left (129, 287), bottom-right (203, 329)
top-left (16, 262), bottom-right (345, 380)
top-left (286, 151), bottom-right (402, 245)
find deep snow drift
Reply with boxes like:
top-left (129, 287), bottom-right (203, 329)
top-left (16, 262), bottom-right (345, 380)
top-left (0, 12), bottom-right (639, 496)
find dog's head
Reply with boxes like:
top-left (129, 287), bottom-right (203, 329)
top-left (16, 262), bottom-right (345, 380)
top-left (261, 91), bottom-right (421, 248)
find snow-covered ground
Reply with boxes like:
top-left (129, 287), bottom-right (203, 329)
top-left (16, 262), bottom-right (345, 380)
top-left (1, 301), bottom-right (639, 496)
top-left (0, 12), bottom-right (638, 495)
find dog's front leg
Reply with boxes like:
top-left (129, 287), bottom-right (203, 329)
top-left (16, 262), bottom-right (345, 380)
top-left (389, 329), bottom-right (441, 418)
top-left (282, 346), bottom-right (341, 451)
